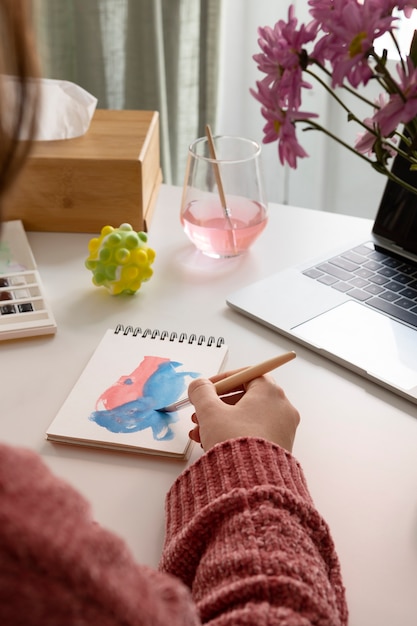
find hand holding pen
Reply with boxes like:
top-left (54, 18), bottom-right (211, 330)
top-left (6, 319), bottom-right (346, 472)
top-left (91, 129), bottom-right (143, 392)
top-left (187, 352), bottom-right (300, 453)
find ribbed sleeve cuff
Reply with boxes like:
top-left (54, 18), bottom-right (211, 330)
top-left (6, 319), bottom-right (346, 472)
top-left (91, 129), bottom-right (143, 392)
top-left (165, 438), bottom-right (313, 537)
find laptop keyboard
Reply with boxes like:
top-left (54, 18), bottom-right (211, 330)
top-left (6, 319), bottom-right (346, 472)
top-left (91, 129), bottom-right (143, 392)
top-left (302, 242), bottom-right (417, 328)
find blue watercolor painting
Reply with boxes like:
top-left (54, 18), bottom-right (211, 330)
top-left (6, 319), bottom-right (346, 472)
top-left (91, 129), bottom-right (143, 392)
top-left (89, 356), bottom-right (199, 441)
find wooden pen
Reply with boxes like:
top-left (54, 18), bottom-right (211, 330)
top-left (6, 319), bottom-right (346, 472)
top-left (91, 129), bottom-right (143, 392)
top-left (158, 351), bottom-right (296, 412)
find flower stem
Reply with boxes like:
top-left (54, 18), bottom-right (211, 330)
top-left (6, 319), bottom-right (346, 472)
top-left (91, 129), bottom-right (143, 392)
top-left (298, 118), bottom-right (375, 164)
top-left (304, 67), bottom-right (380, 136)
top-left (306, 62), bottom-right (377, 109)
top-left (299, 117), bottom-right (417, 194)
top-left (389, 31), bottom-right (406, 74)
top-left (376, 162), bottom-right (417, 196)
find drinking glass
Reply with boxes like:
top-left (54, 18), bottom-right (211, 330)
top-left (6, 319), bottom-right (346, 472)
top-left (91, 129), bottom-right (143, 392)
top-left (180, 134), bottom-right (268, 258)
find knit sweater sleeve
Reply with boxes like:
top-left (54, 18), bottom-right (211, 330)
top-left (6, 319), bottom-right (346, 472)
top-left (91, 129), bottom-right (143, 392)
top-left (160, 437), bottom-right (348, 625)
top-left (0, 443), bottom-right (199, 626)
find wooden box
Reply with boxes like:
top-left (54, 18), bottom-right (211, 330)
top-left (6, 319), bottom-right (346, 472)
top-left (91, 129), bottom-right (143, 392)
top-left (4, 109), bottom-right (162, 233)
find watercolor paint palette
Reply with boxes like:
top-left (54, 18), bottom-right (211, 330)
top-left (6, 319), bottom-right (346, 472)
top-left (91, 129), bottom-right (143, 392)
top-left (0, 220), bottom-right (56, 340)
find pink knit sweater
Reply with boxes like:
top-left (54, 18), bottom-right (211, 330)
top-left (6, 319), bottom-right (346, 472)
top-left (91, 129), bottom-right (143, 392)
top-left (0, 438), bottom-right (348, 625)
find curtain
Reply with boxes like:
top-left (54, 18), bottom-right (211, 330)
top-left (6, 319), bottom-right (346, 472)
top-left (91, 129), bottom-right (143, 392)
top-left (32, 0), bottom-right (222, 186)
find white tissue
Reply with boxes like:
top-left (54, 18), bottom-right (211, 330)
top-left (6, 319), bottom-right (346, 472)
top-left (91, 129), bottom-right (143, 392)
top-left (36, 78), bottom-right (98, 140)
top-left (4, 76), bottom-right (97, 141)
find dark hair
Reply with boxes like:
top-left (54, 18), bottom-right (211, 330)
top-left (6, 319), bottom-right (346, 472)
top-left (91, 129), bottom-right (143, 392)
top-left (0, 0), bottom-right (40, 218)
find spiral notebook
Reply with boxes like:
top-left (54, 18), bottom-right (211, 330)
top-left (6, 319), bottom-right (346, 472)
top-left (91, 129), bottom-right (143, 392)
top-left (46, 325), bottom-right (228, 460)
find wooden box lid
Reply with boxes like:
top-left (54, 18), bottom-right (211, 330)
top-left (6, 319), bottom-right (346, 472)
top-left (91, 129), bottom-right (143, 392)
top-left (4, 109), bottom-right (162, 233)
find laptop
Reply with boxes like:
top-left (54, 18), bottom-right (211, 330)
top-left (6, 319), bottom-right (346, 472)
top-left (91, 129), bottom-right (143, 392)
top-left (227, 149), bottom-right (417, 404)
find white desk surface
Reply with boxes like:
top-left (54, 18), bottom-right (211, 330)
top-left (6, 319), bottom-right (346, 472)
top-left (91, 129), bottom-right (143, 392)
top-left (2, 184), bottom-right (417, 625)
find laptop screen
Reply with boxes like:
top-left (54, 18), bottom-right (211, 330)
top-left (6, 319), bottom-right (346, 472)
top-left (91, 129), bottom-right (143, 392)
top-left (373, 147), bottom-right (417, 255)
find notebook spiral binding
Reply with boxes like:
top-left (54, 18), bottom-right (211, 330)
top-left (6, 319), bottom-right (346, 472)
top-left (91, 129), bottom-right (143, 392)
top-left (114, 324), bottom-right (225, 348)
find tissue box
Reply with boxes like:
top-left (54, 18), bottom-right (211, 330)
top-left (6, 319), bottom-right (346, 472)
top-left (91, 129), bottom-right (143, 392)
top-left (4, 109), bottom-right (162, 233)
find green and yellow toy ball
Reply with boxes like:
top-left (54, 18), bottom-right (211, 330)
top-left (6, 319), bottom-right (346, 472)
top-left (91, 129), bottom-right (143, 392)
top-left (85, 223), bottom-right (156, 295)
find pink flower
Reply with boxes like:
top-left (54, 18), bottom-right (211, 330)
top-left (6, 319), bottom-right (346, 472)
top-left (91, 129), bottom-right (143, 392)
top-left (373, 58), bottom-right (417, 135)
top-left (262, 106), bottom-right (310, 169)
top-left (308, 0), bottom-right (343, 28)
top-left (254, 5), bottom-right (317, 109)
top-left (354, 92), bottom-right (386, 152)
top-left (276, 117), bottom-right (310, 168)
top-left (251, 0), bottom-right (417, 190)
top-left (311, 0), bottom-right (395, 87)
top-left (364, 0), bottom-right (417, 18)
top-left (355, 126), bottom-right (398, 156)
top-left (395, 0), bottom-right (417, 17)
top-left (252, 80), bottom-right (318, 168)
top-left (355, 125), bottom-right (377, 155)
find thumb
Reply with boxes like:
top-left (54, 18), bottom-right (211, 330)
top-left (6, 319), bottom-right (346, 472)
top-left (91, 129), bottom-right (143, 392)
top-left (188, 377), bottom-right (220, 410)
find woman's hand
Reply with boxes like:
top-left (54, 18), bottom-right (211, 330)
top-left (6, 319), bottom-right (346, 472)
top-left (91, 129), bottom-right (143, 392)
top-left (188, 371), bottom-right (300, 453)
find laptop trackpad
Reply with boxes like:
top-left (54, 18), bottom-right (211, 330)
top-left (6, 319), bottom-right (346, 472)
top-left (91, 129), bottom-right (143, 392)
top-left (292, 300), bottom-right (417, 390)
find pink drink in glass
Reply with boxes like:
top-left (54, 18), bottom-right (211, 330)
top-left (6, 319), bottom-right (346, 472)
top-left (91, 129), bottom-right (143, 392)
top-left (181, 195), bottom-right (268, 258)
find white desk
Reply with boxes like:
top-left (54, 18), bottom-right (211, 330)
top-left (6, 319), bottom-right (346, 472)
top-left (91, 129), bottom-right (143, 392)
top-left (3, 184), bottom-right (417, 625)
